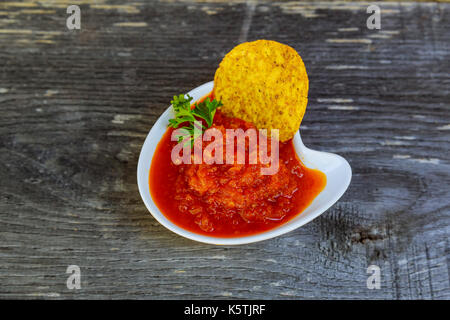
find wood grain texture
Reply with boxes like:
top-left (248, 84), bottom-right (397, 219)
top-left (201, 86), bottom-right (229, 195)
top-left (0, 0), bottom-right (449, 299)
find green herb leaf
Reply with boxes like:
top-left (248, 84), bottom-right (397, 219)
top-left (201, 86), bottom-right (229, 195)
top-left (192, 98), bottom-right (222, 128)
top-left (168, 94), bottom-right (222, 146)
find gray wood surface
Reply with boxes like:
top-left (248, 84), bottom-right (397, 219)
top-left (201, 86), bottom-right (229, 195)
top-left (0, 0), bottom-right (449, 299)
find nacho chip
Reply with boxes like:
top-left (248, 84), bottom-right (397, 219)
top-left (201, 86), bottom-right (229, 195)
top-left (214, 40), bottom-right (308, 142)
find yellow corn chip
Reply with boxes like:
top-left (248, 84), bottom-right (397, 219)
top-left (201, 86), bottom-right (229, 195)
top-left (214, 40), bottom-right (308, 142)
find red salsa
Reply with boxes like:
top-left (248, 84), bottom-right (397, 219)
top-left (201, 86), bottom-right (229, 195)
top-left (149, 95), bottom-right (326, 237)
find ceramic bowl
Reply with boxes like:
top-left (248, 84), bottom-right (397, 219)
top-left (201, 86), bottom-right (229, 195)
top-left (137, 81), bottom-right (351, 245)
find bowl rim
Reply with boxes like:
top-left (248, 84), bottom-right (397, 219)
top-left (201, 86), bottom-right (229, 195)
top-left (137, 81), bottom-right (352, 245)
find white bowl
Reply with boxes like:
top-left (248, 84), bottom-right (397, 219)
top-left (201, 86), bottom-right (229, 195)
top-left (137, 81), bottom-right (351, 245)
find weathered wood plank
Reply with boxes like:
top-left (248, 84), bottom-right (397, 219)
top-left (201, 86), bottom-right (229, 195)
top-left (0, 1), bottom-right (449, 299)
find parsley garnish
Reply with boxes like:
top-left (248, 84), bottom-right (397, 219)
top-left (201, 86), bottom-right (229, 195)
top-left (168, 94), bottom-right (222, 146)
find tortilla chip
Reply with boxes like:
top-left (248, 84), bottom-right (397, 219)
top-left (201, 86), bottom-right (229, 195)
top-left (214, 40), bottom-right (308, 142)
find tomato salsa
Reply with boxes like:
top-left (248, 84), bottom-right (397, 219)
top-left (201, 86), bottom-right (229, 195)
top-left (149, 95), bottom-right (326, 237)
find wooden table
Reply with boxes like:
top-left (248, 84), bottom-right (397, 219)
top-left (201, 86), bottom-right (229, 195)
top-left (0, 0), bottom-right (449, 299)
